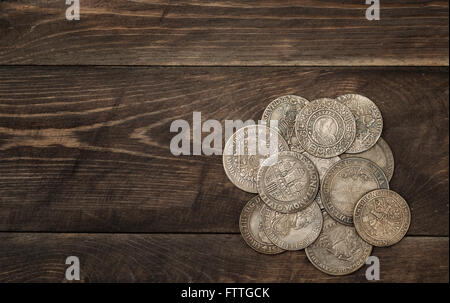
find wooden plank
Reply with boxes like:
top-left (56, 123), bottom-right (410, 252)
top-left (0, 0), bottom-right (448, 66)
top-left (0, 234), bottom-right (447, 282)
top-left (0, 67), bottom-right (448, 235)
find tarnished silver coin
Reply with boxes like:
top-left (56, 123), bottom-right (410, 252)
top-left (315, 194), bottom-right (325, 210)
top-left (239, 196), bottom-right (285, 254)
top-left (257, 151), bottom-right (319, 213)
top-left (336, 94), bottom-right (383, 153)
top-left (341, 137), bottom-right (394, 181)
top-left (262, 95), bottom-right (310, 153)
top-left (354, 189), bottom-right (410, 247)
top-left (321, 157), bottom-right (389, 225)
top-left (261, 201), bottom-right (323, 250)
top-left (302, 153), bottom-right (340, 210)
top-left (305, 212), bottom-right (372, 276)
top-left (295, 98), bottom-right (356, 158)
top-left (303, 153), bottom-right (340, 183)
top-left (223, 125), bottom-right (289, 193)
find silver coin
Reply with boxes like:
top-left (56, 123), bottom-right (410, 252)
top-left (354, 189), bottom-right (410, 247)
top-left (336, 94), bottom-right (383, 153)
top-left (302, 153), bottom-right (340, 211)
top-left (239, 196), bottom-right (285, 254)
top-left (261, 202), bottom-right (323, 250)
top-left (302, 152), bottom-right (340, 183)
top-left (261, 95), bottom-right (310, 153)
top-left (295, 98), bottom-right (356, 158)
top-left (257, 151), bottom-right (319, 213)
top-left (341, 137), bottom-right (394, 181)
top-left (223, 125), bottom-right (289, 193)
top-left (305, 212), bottom-right (372, 276)
top-left (315, 194), bottom-right (325, 210)
top-left (321, 157), bottom-right (389, 225)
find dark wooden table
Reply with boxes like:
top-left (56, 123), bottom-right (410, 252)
top-left (0, 0), bottom-right (448, 282)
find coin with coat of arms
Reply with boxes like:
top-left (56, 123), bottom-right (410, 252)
top-left (354, 189), bottom-right (410, 247)
top-left (257, 151), bottom-right (319, 213)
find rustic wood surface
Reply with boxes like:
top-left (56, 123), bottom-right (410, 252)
top-left (0, 0), bottom-right (448, 283)
top-left (0, 67), bottom-right (448, 236)
top-left (0, 0), bottom-right (448, 66)
top-left (0, 234), bottom-right (447, 282)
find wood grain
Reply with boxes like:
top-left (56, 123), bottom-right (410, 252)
top-left (0, 233), bottom-right (447, 282)
top-left (0, 0), bottom-right (448, 66)
top-left (0, 66), bottom-right (448, 235)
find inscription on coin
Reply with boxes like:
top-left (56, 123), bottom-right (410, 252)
top-left (295, 98), bottom-right (356, 158)
top-left (305, 212), bottom-right (372, 275)
top-left (321, 157), bottom-right (389, 225)
top-left (257, 151), bottom-right (319, 213)
top-left (226, 93), bottom-right (406, 277)
top-left (341, 137), bottom-right (394, 181)
top-left (303, 153), bottom-right (340, 183)
top-left (315, 194), bottom-right (325, 210)
top-left (336, 94), bottom-right (383, 153)
top-left (261, 202), bottom-right (323, 250)
top-left (223, 125), bottom-right (289, 193)
top-left (262, 95), bottom-right (310, 152)
top-left (354, 189), bottom-right (410, 247)
top-left (302, 153), bottom-right (340, 210)
top-left (239, 196), bottom-right (285, 254)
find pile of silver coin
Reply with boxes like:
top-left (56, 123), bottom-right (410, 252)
top-left (223, 94), bottom-right (411, 276)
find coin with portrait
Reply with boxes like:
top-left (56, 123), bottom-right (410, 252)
top-left (354, 189), bottom-right (410, 247)
top-left (295, 98), bottom-right (356, 158)
top-left (261, 201), bottom-right (323, 250)
top-left (239, 196), bottom-right (285, 254)
top-left (223, 125), bottom-right (289, 193)
top-left (305, 212), bottom-right (372, 275)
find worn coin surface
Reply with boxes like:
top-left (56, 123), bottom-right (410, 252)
top-left (305, 212), bottom-right (372, 275)
top-left (341, 137), bottom-right (394, 181)
top-left (303, 153), bottom-right (340, 183)
top-left (315, 194), bottom-right (325, 210)
top-left (354, 189), bottom-right (410, 247)
top-left (302, 153), bottom-right (340, 210)
top-left (322, 157), bottom-right (389, 225)
top-left (239, 196), bottom-right (285, 254)
top-left (261, 201), bottom-right (323, 250)
top-left (223, 125), bottom-right (289, 193)
top-left (262, 95), bottom-right (310, 153)
top-left (257, 151), bottom-right (319, 213)
top-left (295, 98), bottom-right (356, 158)
top-left (336, 94), bottom-right (383, 153)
